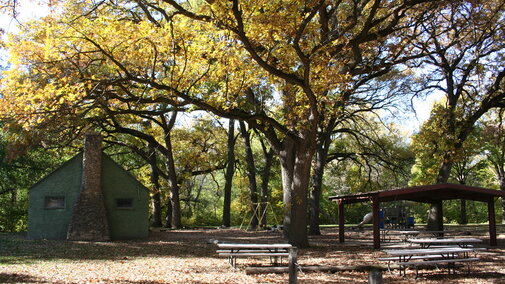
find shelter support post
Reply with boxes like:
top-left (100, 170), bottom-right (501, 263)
top-left (488, 198), bottom-right (497, 246)
top-left (372, 197), bottom-right (380, 249)
top-left (338, 201), bottom-right (345, 243)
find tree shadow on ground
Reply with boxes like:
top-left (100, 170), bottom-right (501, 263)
top-left (0, 273), bottom-right (42, 283)
top-left (0, 228), bottom-right (286, 263)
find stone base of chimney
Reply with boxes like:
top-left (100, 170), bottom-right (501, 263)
top-left (67, 133), bottom-right (110, 241)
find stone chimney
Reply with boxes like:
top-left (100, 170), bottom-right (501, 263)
top-left (67, 133), bottom-right (110, 241)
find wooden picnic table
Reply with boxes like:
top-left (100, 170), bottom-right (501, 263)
top-left (216, 243), bottom-right (293, 268)
top-left (380, 229), bottom-right (420, 242)
top-left (381, 247), bottom-right (480, 276)
top-left (380, 229), bottom-right (450, 242)
top-left (217, 243), bottom-right (293, 250)
top-left (407, 237), bottom-right (483, 248)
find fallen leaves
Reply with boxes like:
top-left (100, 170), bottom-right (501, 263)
top-left (0, 226), bottom-right (504, 283)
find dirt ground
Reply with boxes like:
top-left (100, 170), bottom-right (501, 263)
top-left (1, 225), bottom-right (504, 283)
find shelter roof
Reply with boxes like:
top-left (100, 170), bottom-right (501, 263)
top-left (329, 183), bottom-right (505, 204)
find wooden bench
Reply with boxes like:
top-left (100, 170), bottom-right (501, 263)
top-left (378, 255), bottom-right (445, 272)
top-left (398, 257), bottom-right (480, 277)
top-left (380, 229), bottom-right (421, 242)
top-left (381, 247), bottom-right (482, 277)
top-left (216, 243), bottom-right (292, 268)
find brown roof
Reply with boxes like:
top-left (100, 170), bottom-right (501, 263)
top-left (329, 183), bottom-right (505, 204)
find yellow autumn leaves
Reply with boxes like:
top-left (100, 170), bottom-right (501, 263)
top-left (0, 0), bottom-right (417, 134)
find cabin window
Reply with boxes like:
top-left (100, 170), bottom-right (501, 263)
top-left (116, 198), bottom-right (133, 209)
top-left (44, 196), bottom-right (65, 209)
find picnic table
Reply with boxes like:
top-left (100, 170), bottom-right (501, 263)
top-left (380, 229), bottom-right (421, 242)
top-left (380, 229), bottom-right (454, 242)
top-left (380, 247), bottom-right (480, 277)
top-left (216, 243), bottom-right (293, 268)
top-left (407, 237), bottom-right (483, 248)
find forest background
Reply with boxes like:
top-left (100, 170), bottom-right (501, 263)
top-left (0, 0), bottom-right (504, 247)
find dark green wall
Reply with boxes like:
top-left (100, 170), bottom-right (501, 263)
top-left (28, 152), bottom-right (149, 240)
top-left (28, 153), bottom-right (83, 240)
top-left (102, 154), bottom-right (149, 240)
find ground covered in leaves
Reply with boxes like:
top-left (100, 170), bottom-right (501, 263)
top-left (0, 225), bottom-right (504, 283)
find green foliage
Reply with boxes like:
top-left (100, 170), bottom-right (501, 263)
top-left (410, 104), bottom-right (451, 185)
top-left (0, 129), bottom-right (69, 232)
top-left (0, 194), bottom-right (27, 232)
top-left (323, 119), bottom-right (414, 200)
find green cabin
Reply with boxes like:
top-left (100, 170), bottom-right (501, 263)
top-left (28, 135), bottom-right (149, 241)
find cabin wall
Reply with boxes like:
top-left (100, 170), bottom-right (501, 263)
top-left (28, 154), bottom-right (83, 240)
top-left (102, 155), bottom-right (149, 240)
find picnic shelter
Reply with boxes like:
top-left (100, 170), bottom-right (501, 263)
top-left (329, 183), bottom-right (505, 249)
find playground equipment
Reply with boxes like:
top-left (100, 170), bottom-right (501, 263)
top-left (354, 201), bottom-right (415, 230)
top-left (355, 212), bottom-right (373, 229)
top-left (381, 201), bottom-right (415, 229)
top-left (239, 202), bottom-right (281, 231)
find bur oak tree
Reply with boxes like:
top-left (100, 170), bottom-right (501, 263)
top-left (1, 0), bottom-right (438, 246)
top-left (409, 0), bottom-right (505, 230)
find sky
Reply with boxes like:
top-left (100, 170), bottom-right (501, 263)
top-left (0, 0), bottom-right (49, 35)
top-left (1, 0), bottom-right (50, 67)
top-left (0, 1), bottom-right (440, 135)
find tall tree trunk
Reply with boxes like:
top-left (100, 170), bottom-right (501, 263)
top-left (164, 198), bottom-right (172, 228)
top-left (222, 119), bottom-right (236, 227)
top-left (152, 192), bottom-right (163, 227)
top-left (278, 138), bottom-right (314, 248)
top-left (148, 144), bottom-right (163, 227)
top-left (308, 153), bottom-right (323, 235)
top-left (457, 180), bottom-right (468, 225)
top-left (428, 155), bottom-right (454, 230)
top-left (309, 133), bottom-right (331, 235)
top-left (240, 121), bottom-right (258, 229)
top-left (259, 147), bottom-right (274, 228)
top-left (279, 140), bottom-right (295, 240)
top-left (459, 199), bottom-right (467, 225)
top-left (500, 176), bottom-right (505, 225)
top-left (165, 140), bottom-right (182, 228)
top-left (162, 113), bottom-right (182, 229)
top-left (436, 156), bottom-right (453, 184)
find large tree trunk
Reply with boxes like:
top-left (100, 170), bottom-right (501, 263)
top-left (222, 119), bottom-right (236, 227)
top-left (279, 138), bottom-right (314, 248)
top-left (500, 176), bottom-right (505, 225)
top-left (309, 133), bottom-right (331, 235)
top-left (165, 142), bottom-right (182, 228)
top-left (458, 180), bottom-right (468, 225)
top-left (148, 144), bottom-right (163, 227)
top-left (427, 201), bottom-right (444, 231)
top-left (436, 156), bottom-right (453, 184)
top-left (279, 140), bottom-right (295, 240)
top-left (160, 112), bottom-right (182, 229)
top-left (427, 156), bottom-right (454, 230)
top-left (308, 155), bottom-right (323, 235)
top-left (164, 198), bottom-right (172, 228)
top-left (259, 147), bottom-right (274, 228)
top-left (151, 192), bottom-right (163, 227)
top-left (459, 199), bottom-right (468, 225)
top-left (240, 121), bottom-right (259, 229)
top-left (163, 132), bottom-right (182, 229)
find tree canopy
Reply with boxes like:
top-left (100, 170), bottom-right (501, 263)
top-left (1, 0), bottom-right (504, 245)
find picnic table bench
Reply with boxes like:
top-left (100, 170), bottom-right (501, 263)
top-left (407, 237), bottom-right (483, 248)
top-left (380, 247), bottom-right (481, 277)
top-left (216, 243), bottom-right (293, 268)
top-left (380, 229), bottom-right (452, 242)
top-left (380, 229), bottom-right (421, 242)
